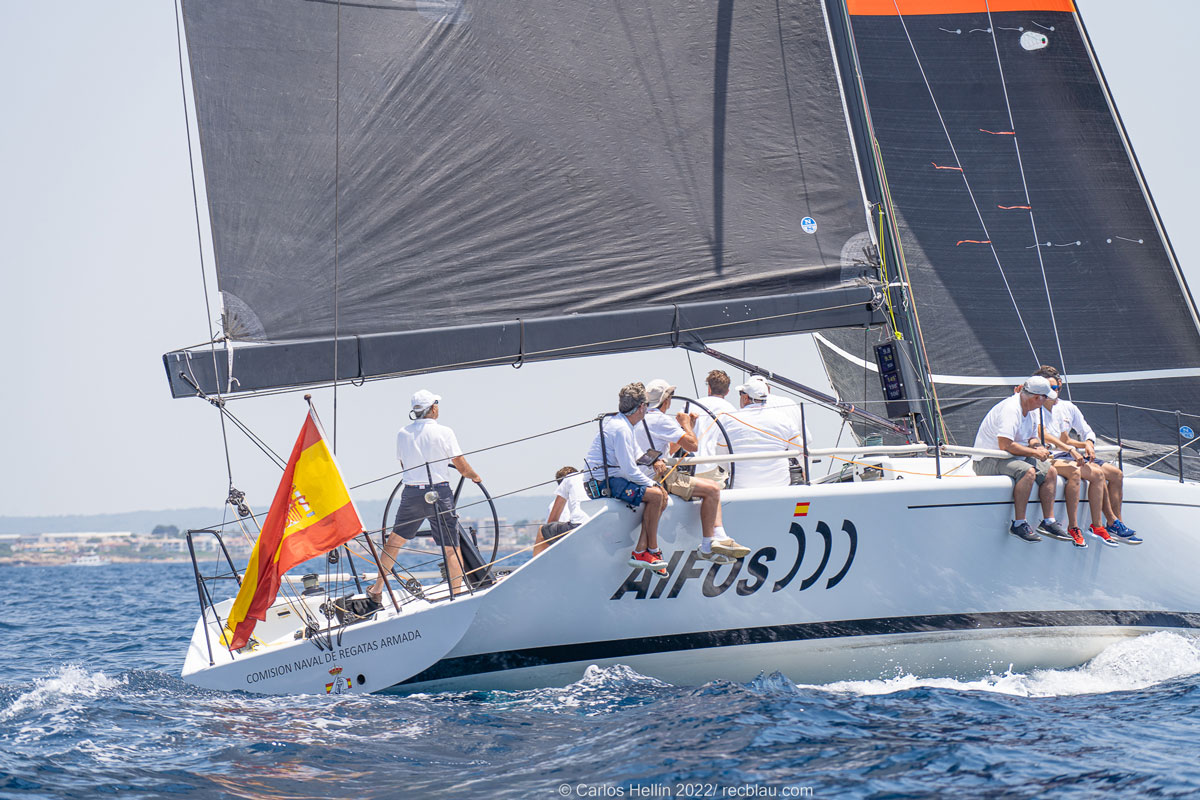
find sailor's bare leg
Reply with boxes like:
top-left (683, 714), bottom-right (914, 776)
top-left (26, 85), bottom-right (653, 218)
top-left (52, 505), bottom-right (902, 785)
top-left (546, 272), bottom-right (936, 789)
top-left (1038, 465), bottom-right (1058, 520)
top-left (635, 486), bottom-right (667, 552)
top-left (1081, 463), bottom-right (1107, 527)
top-left (1056, 462), bottom-right (1080, 529)
top-left (443, 544), bottom-right (465, 594)
top-left (534, 526), bottom-right (549, 557)
top-left (369, 534), bottom-right (405, 597)
top-left (1013, 467), bottom-right (1035, 521)
top-left (1102, 463), bottom-right (1125, 521)
top-left (690, 479), bottom-right (720, 539)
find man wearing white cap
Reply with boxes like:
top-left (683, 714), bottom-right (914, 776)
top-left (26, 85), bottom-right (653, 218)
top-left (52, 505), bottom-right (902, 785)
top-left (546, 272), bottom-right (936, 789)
top-left (634, 378), bottom-right (749, 562)
top-left (717, 379), bottom-right (805, 488)
top-left (369, 390), bottom-right (482, 598)
top-left (971, 376), bottom-right (1063, 543)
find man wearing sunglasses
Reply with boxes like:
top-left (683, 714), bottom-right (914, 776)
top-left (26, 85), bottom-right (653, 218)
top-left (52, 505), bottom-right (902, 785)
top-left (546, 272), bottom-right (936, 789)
top-left (1032, 366), bottom-right (1142, 545)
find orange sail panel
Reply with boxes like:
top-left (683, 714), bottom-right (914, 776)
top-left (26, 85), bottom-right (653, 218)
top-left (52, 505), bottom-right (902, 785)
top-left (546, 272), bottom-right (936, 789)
top-left (224, 410), bottom-right (364, 650)
top-left (848, 0), bottom-right (1074, 14)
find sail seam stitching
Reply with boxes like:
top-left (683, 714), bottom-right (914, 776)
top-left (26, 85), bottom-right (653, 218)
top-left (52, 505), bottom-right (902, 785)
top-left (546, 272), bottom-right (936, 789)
top-left (890, 0), bottom-right (1040, 366)
top-left (983, 1), bottom-right (1069, 383)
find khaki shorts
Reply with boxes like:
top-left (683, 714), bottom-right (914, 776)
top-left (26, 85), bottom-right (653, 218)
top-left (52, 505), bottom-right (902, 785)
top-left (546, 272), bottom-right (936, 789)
top-left (664, 470), bottom-right (697, 500)
top-left (975, 456), bottom-right (1052, 485)
top-left (695, 466), bottom-right (728, 488)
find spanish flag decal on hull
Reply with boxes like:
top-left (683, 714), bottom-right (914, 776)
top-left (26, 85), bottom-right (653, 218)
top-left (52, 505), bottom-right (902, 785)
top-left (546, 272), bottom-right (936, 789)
top-left (794, 502), bottom-right (810, 517)
top-left (224, 408), bottom-right (363, 651)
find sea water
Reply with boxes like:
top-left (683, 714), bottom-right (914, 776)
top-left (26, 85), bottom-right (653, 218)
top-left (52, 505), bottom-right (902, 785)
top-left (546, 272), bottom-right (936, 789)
top-left (2, 563), bottom-right (1200, 799)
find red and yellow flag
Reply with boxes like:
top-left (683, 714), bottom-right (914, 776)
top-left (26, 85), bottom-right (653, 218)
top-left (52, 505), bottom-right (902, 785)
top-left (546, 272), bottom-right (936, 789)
top-left (793, 502), bottom-right (810, 517)
top-left (224, 409), bottom-right (363, 650)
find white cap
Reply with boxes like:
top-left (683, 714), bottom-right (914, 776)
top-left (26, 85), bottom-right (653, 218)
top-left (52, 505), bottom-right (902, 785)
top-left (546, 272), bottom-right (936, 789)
top-left (1022, 376), bottom-right (1057, 401)
top-left (645, 378), bottom-right (676, 406)
top-left (410, 389), bottom-right (441, 412)
top-left (736, 376), bottom-right (770, 400)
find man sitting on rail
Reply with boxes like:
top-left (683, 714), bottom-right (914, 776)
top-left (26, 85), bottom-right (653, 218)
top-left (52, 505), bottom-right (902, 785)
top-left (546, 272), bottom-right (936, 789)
top-left (1024, 384), bottom-right (1102, 549)
top-left (534, 466), bottom-right (589, 556)
top-left (582, 383), bottom-right (669, 572)
top-left (716, 379), bottom-right (805, 488)
top-left (635, 379), bottom-right (749, 563)
top-left (972, 376), bottom-right (1064, 543)
top-left (1033, 366), bottom-right (1142, 545)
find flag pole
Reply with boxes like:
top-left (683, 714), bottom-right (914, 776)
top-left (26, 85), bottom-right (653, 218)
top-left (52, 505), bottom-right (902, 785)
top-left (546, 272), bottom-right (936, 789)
top-left (304, 395), bottom-right (400, 612)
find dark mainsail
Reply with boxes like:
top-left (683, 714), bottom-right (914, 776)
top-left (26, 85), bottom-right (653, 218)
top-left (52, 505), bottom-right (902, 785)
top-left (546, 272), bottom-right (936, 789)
top-left (167, 0), bottom-right (886, 397)
top-left (819, 0), bottom-right (1200, 468)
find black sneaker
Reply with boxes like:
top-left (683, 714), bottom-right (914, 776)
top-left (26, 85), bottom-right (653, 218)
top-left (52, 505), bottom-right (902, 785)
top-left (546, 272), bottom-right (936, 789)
top-left (1037, 519), bottom-right (1072, 541)
top-left (1009, 521), bottom-right (1042, 542)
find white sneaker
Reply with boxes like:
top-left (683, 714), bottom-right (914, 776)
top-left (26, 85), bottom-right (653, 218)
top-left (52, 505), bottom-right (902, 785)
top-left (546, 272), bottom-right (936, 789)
top-left (697, 550), bottom-right (736, 565)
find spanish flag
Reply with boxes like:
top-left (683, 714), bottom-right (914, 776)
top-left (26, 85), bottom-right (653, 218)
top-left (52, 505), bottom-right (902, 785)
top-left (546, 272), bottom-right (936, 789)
top-left (793, 502), bottom-right (810, 517)
top-left (224, 409), bottom-right (363, 650)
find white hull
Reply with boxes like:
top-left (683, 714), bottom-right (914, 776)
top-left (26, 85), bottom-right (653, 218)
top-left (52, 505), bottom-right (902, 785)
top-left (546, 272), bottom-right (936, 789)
top-left (183, 465), bottom-right (1200, 695)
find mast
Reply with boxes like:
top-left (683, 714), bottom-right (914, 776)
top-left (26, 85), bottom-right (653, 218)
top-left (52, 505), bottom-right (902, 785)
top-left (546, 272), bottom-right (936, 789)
top-left (823, 0), bottom-right (939, 444)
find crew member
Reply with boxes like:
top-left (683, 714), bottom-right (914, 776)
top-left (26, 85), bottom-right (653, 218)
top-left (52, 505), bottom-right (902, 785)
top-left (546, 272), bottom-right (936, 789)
top-left (369, 390), bottom-right (482, 599)
top-left (535, 466), bottom-right (590, 556)
top-left (972, 376), bottom-right (1063, 543)
top-left (717, 379), bottom-right (804, 488)
top-left (693, 370), bottom-right (736, 485)
top-left (635, 379), bottom-right (749, 562)
top-left (583, 383), bottom-right (669, 571)
top-left (1033, 366), bottom-right (1141, 545)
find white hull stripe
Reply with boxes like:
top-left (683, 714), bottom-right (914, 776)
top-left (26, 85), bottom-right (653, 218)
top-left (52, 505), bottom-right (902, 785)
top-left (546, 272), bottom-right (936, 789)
top-left (813, 333), bottom-right (1200, 386)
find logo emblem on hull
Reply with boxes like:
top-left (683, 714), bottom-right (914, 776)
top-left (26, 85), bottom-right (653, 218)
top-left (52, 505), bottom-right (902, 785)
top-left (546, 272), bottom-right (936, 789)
top-left (611, 519), bottom-right (858, 600)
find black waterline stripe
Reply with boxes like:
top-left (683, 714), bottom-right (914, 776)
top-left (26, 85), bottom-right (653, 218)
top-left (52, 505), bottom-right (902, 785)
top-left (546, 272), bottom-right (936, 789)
top-left (907, 501), bottom-right (1012, 509)
top-left (398, 609), bottom-right (1200, 685)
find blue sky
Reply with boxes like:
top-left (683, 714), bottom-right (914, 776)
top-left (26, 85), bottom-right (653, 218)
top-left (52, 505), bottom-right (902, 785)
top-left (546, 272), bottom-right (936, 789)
top-left (1, 1), bottom-right (1196, 517)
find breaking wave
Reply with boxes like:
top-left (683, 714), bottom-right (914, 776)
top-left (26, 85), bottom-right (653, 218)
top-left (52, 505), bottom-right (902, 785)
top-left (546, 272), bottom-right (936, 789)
top-left (808, 631), bottom-right (1200, 697)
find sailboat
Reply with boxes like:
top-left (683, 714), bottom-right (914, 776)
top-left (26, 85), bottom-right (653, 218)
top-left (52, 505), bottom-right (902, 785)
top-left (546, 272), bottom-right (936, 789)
top-left (170, 0), bottom-right (1200, 695)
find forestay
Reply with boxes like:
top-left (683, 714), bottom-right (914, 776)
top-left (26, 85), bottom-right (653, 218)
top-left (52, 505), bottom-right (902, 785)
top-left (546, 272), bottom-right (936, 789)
top-left (168, 0), bottom-right (885, 396)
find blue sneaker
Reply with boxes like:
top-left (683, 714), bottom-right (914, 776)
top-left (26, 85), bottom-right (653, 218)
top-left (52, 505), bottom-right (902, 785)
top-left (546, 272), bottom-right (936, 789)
top-left (1107, 520), bottom-right (1143, 545)
top-left (1009, 521), bottom-right (1042, 542)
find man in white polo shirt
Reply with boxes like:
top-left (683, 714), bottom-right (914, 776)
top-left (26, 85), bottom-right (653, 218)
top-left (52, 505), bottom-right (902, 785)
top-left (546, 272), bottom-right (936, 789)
top-left (535, 466), bottom-right (590, 556)
top-left (635, 378), bottom-right (749, 563)
top-left (972, 376), bottom-right (1063, 543)
top-left (693, 370), bottom-right (737, 485)
top-left (369, 390), bottom-right (483, 599)
top-left (717, 379), bottom-right (804, 488)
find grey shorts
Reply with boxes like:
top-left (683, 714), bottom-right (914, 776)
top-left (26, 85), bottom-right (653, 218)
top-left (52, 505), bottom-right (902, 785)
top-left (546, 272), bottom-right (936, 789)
top-left (540, 521), bottom-right (578, 542)
top-left (392, 484), bottom-right (460, 546)
top-left (975, 456), bottom-right (1052, 485)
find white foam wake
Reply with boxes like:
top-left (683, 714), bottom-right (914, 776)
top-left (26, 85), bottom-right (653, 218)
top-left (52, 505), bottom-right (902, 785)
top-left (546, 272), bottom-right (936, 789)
top-left (1, 664), bottom-right (122, 721)
top-left (807, 631), bottom-right (1200, 698)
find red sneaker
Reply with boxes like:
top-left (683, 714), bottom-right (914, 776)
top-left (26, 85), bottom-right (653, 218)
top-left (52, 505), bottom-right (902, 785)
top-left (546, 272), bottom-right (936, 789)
top-left (628, 550), bottom-right (667, 570)
top-left (1068, 527), bottom-right (1087, 548)
top-left (1089, 524), bottom-right (1119, 548)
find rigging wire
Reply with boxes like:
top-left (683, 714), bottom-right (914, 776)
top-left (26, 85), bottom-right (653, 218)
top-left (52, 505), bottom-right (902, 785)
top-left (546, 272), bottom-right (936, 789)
top-left (332, 0), bottom-right (342, 452)
top-left (834, 0), bottom-right (947, 442)
top-left (173, 0), bottom-right (236, 490)
top-left (890, 0), bottom-right (1041, 369)
top-left (983, 1), bottom-right (1070, 385)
